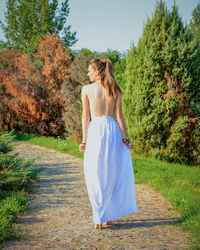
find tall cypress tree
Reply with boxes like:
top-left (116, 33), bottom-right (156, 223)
top-left (124, 0), bottom-right (200, 164)
top-left (0, 0), bottom-right (77, 52)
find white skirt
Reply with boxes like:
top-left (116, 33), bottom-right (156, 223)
top-left (83, 116), bottom-right (138, 224)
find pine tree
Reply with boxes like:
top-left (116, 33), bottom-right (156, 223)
top-left (0, 0), bottom-right (77, 52)
top-left (124, 0), bottom-right (200, 164)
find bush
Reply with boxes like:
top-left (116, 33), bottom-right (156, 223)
top-left (0, 33), bottom-right (71, 136)
top-left (0, 131), bottom-right (44, 244)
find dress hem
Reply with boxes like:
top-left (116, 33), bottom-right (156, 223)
top-left (93, 208), bottom-right (139, 224)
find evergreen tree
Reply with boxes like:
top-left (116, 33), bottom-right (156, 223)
top-left (124, 0), bottom-right (200, 164)
top-left (190, 4), bottom-right (200, 40)
top-left (0, 0), bottom-right (77, 52)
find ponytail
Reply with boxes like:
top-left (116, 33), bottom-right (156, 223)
top-left (89, 58), bottom-right (122, 98)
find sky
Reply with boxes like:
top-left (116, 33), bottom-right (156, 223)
top-left (0, 0), bottom-right (199, 53)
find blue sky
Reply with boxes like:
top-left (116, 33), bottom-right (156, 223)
top-left (0, 0), bottom-right (199, 53)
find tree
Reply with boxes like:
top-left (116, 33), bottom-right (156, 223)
top-left (0, 33), bottom-right (71, 136)
top-left (190, 4), bottom-right (200, 40)
top-left (0, 0), bottom-right (78, 53)
top-left (101, 49), bottom-right (122, 65)
top-left (124, 0), bottom-right (200, 164)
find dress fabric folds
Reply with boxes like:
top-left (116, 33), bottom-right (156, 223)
top-left (83, 116), bottom-right (138, 224)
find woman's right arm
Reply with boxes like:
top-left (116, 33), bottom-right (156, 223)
top-left (81, 86), bottom-right (90, 143)
top-left (115, 91), bottom-right (128, 139)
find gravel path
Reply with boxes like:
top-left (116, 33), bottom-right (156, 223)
top-left (2, 141), bottom-right (193, 249)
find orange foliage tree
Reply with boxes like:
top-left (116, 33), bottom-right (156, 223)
top-left (0, 33), bottom-right (71, 136)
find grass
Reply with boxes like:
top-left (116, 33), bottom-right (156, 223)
top-left (132, 156), bottom-right (200, 249)
top-left (14, 131), bottom-right (83, 158)
top-left (2, 130), bottom-right (200, 249)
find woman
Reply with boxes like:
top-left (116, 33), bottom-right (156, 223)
top-left (79, 58), bottom-right (138, 229)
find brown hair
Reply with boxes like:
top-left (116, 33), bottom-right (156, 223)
top-left (89, 58), bottom-right (123, 98)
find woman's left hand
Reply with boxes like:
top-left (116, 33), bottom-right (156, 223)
top-left (79, 143), bottom-right (86, 153)
top-left (126, 142), bottom-right (133, 149)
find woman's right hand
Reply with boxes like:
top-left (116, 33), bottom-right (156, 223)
top-left (79, 143), bottom-right (86, 153)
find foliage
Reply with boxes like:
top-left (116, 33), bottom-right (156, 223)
top-left (124, 0), bottom-right (200, 164)
top-left (190, 4), bottom-right (200, 40)
top-left (0, 190), bottom-right (29, 243)
top-left (0, 0), bottom-right (77, 53)
top-left (0, 131), bottom-right (43, 191)
top-left (0, 33), bottom-right (71, 136)
top-left (114, 55), bottom-right (127, 91)
top-left (0, 153), bottom-right (42, 191)
top-left (101, 48), bottom-right (122, 65)
top-left (0, 131), bottom-right (44, 244)
top-left (0, 130), bottom-right (15, 153)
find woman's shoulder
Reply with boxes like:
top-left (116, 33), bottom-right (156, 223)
top-left (82, 84), bottom-right (94, 98)
top-left (82, 84), bottom-right (90, 92)
top-left (82, 83), bottom-right (95, 89)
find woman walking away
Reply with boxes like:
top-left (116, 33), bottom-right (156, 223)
top-left (79, 58), bottom-right (138, 229)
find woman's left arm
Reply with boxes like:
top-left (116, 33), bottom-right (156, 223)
top-left (81, 86), bottom-right (90, 143)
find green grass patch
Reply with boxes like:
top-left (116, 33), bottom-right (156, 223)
top-left (14, 131), bottom-right (83, 159)
top-left (133, 155), bottom-right (200, 249)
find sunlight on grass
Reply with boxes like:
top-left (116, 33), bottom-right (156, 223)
top-left (14, 131), bottom-right (83, 159)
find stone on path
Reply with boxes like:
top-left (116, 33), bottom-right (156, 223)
top-left (2, 141), bottom-right (192, 249)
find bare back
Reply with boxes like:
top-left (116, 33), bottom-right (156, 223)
top-left (87, 82), bottom-right (117, 118)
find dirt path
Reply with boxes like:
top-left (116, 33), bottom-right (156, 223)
top-left (3, 141), bottom-right (192, 249)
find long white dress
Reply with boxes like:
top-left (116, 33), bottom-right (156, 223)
top-left (83, 115), bottom-right (138, 224)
